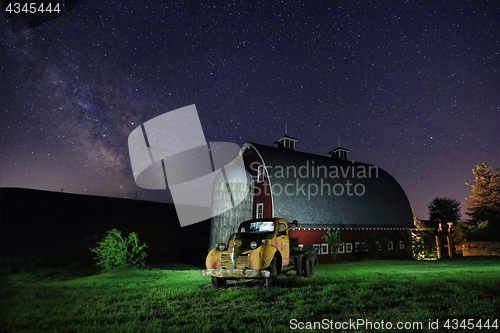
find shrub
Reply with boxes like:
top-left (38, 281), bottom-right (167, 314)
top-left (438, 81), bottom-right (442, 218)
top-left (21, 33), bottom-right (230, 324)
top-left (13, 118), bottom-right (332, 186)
top-left (412, 218), bottom-right (437, 260)
top-left (362, 234), bottom-right (385, 259)
top-left (412, 228), bottom-right (437, 260)
top-left (461, 220), bottom-right (500, 242)
top-left (89, 229), bottom-right (148, 272)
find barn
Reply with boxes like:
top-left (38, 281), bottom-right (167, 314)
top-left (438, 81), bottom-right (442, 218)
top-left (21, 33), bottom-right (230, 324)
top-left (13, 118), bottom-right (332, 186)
top-left (209, 134), bottom-right (414, 263)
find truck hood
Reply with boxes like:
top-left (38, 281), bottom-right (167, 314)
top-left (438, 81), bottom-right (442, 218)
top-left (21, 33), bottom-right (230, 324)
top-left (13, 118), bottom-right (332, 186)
top-left (227, 232), bottom-right (273, 268)
top-left (228, 232), bottom-right (273, 251)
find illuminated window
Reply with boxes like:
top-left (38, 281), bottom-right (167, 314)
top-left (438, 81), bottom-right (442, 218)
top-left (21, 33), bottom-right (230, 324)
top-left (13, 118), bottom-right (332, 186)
top-left (399, 240), bottom-right (405, 250)
top-left (256, 203), bottom-right (263, 218)
top-left (321, 244), bottom-right (329, 255)
top-left (388, 241), bottom-right (394, 251)
top-left (346, 243), bottom-right (352, 253)
top-left (257, 164), bottom-right (265, 183)
top-left (338, 243), bottom-right (345, 254)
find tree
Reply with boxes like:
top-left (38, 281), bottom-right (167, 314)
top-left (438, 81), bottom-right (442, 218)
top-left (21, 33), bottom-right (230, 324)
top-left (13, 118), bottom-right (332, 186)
top-left (428, 197), bottom-right (461, 229)
top-left (428, 198), bottom-right (460, 259)
top-left (464, 163), bottom-right (500, 225)
top-left (322, 229), bottom-right (341, 262)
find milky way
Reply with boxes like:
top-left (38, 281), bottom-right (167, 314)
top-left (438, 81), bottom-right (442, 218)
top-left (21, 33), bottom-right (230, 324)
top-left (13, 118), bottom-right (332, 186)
top-left (1, 1), bottom-right (499, 220)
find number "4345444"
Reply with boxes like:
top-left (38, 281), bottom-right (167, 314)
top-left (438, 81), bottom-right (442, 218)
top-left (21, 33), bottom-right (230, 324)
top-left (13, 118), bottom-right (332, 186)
top-left (5, 3), bottom-right (61, 14)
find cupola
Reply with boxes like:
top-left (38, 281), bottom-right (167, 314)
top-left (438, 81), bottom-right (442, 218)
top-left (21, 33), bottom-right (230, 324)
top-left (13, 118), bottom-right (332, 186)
top-left (274, 134), bottom-right (298, 150)
top-left (328, 147), bottom-right (350, 160)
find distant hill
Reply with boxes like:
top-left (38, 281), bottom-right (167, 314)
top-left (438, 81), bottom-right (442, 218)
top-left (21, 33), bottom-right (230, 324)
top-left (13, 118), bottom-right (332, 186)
top-left (0, 188), bottom-right (211, 267)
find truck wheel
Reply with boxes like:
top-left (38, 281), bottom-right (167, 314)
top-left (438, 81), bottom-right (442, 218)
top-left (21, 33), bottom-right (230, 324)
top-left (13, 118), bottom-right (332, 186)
top-left (212, 277), bottom-right (226, 288)
top-left (296, 257), bottom-right (303, 277)
top-left (303, 257), bottom-right (314, 278)
top-left (266, 257), bottom-right (278, 288)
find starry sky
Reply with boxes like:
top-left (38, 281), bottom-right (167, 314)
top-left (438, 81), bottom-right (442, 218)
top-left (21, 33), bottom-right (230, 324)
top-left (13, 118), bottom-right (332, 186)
top-left (1, 1), bottom-right (499, 221)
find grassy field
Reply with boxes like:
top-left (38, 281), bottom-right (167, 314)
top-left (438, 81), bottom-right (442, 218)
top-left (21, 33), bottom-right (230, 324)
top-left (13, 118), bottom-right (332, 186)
top-left (1, 258), bottom-right (499, 333)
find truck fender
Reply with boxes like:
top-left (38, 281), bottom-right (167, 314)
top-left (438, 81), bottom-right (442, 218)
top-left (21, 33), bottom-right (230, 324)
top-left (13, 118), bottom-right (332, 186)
top-left (250, 244), bottom-right (281, 271)
top-left (205, 248), bottom-right (222, 269)
top-left (263, 246), bottom-right (282, 273)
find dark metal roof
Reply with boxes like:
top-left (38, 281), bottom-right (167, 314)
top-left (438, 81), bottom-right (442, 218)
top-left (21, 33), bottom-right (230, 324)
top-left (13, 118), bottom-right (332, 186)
top-left (245, 142), bottom-right (414, 229)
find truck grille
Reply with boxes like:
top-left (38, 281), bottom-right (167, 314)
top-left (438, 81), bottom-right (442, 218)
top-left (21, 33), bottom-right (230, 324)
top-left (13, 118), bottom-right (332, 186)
top-left (221, 253), bottom-right (232, 267)
top-left (219, 237), bottom-right (250, 269)
top-left (221, 253), bottom-right (250, 269)
top-left (229, 238), bottom-right (243, 253)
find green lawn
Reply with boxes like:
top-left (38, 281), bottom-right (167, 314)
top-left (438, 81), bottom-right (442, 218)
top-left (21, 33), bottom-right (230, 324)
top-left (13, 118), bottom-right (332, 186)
top-left (1, 258), bottom-right (499, 333)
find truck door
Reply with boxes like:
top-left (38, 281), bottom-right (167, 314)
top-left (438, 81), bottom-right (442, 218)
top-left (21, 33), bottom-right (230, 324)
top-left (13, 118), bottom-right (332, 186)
top-left (277, 222), bottom-right (290, 265)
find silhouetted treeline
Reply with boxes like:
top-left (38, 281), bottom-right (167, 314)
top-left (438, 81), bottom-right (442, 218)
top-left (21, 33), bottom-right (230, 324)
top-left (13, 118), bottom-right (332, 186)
top-left (1, 188), bottom-right (210, 267)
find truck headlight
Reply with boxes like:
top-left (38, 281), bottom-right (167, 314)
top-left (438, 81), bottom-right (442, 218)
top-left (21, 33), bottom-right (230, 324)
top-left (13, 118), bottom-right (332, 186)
top-left (219, 244), bottom-right (226, 251)
top-left (262, 239), bottom-right (267, 244)
top-left (250, 241), bottom-right (258, 249)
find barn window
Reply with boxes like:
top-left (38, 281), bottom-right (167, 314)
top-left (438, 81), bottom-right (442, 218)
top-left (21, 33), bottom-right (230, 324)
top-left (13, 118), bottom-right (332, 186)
top-left (399, 240), bottom-right (405, 249)
top-left (313, 244), bottom-right (321, 255)
top-left (346, 243), bottom-right (352, 253)
top-left (257, 164), bottom-right (265, 183)
top-left (388, 241), bottom-right (394, 251)
top-left (321, 244), bottom-right (328, 255)
top-left (256, 203), bottom-right (264, 218)
top-left (362, 242), bottom-right (368, 252)
top-left (355, 242), bottom-right (361, 252)
top-left (338, 243), bottom-right (345, 254)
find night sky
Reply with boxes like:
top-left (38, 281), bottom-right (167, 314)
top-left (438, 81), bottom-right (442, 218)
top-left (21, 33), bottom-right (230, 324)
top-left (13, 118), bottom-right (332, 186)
top-left (1, 1), bottom-right (499, 221)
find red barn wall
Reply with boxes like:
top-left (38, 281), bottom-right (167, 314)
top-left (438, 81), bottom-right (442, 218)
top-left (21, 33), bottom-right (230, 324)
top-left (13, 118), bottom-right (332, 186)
top-left (289, 228), bottom-right (411, 263)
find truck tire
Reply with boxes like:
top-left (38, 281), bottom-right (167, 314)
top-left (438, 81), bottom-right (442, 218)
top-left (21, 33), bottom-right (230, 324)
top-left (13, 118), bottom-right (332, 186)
top-left (266, 257), bottom-right (278, 288)
top-left (303, 257), bottom-right (314, 278)
top-left (212, 277), bottom-right (226, 288)
top-left (296, 256), bottom-right (303, 277)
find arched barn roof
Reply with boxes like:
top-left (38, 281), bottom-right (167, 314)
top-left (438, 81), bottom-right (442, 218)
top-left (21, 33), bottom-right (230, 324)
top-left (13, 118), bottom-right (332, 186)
top-left (243, 142), bottom-right (414, 229)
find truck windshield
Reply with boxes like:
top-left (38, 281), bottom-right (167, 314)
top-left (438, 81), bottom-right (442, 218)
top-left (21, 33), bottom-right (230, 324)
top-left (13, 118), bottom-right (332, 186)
top-left (239, 221), bottom-right (275, 233)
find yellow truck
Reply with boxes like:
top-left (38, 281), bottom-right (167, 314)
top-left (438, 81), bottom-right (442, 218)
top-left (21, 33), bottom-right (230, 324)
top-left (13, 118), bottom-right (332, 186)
top-left (202, 218), bottom-right (317, 288)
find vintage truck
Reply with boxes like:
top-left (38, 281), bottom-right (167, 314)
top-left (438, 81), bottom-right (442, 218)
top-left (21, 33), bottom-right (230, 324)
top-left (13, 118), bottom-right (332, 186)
top-left (202, 218), bottom-right (317, 288)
